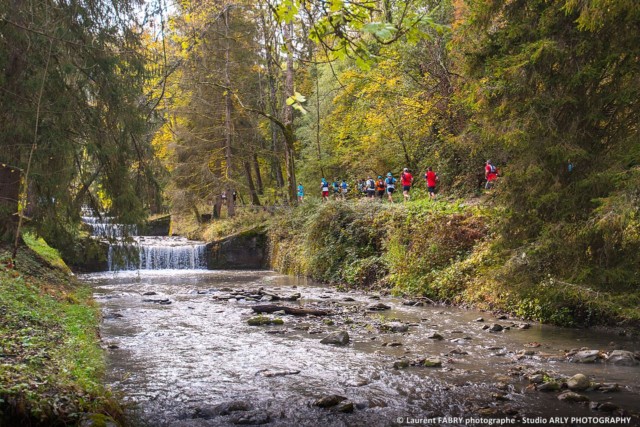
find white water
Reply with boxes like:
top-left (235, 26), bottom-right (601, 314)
top-left (81, 213), bottom-right (208, 271)
top-left (82, 215), bottom-right (138, 239)
top-left (107, 237), bottom-right (208, 271)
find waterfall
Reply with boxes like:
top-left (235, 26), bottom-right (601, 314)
top-left (82, 216), bottom-right (138, 238)
top-left (107, 237), bottom-right (208, 271)
top-left (81, 212), bottom-right (208, 271)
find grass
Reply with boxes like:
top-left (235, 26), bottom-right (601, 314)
top-left (0, 242), bottom-right (123, 426)
top-left (175, 195), bottom-right (640, 329)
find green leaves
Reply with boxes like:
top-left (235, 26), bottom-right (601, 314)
top-left (286, 91), bottom-right (308, 114)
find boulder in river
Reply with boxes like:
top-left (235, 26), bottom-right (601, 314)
top-left (384, 322), bottom-right (409, 333)
top-left (427, 332), bottom-right (444, 340)
top-left (247, 316), bottom-right (284, 326)
top-left (537, 381), bottom-right (560, 392)
top-left (320, 331), bottom-right (350, 346)
top-left (194, 400), bottom-right (252, 418)
top-left (590, 401), bottom-right (619, 412)
top-left (569, 349), bottom-right (602, 363)
top-left (314, 394), bottom-right (347, 408)
top-left (335, 401), bottom-right (354, 413)
top-left (367, 302), bottom-right (391, 311)
top-left (229, 410), bottom-right (270, 425)
top-left (421, 357), bottom-right (442, 368)
top-left (605, 350), bottom-right (639, 366)
top-left (566, 374), bottom-right (591, 391)
top-left (489, 324), bottom-right (503, 332)
top-left (557, 391), bottom-right (589, 403)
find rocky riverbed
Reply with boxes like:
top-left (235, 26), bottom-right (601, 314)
top-left (83, 270), bottom-right (640, 427)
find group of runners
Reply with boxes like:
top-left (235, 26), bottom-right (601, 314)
top-left (296, 160), bottom-right (498, 203)
top-left (303, 167), bottom-right (438, 203)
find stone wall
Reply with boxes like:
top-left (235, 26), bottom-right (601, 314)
top-left (206, 228), bottom-right (267, 269)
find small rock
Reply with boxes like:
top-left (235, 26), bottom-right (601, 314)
top-left (421, 357), bottom-right (442, 367)
top-left (427, 332), bottom-right (444, 340)
top-left (497, 314), bottom-right (508, 320)
top-left (247, 316), bottom-right (284, 326)
top-left (482, 325), bottom-right (490, 330)
top-left (323, 319), bottom-right (335, 326)
top-left (343, 297), bottom-right (356, 302)
top-left (528, 374), bottom-right (545, 384)
top-left (229, 410), bottom-right (270, 425)
top-left (596, 383), bottom-right (619, 393)
top-left (386, 322), bottom-right (409, 333)
top-left (567, 374), bottom-right (590, 391)
top-left (369, 295), bottom-right (381, 300)
top-left (335, 401), bottom-right (354, 413)
top-left (386, 342), bottom-right (402, 347)
top-left (537, 381), bottom-right (560, 392)
top-left (367, 303), bottom-right (390, 311)
top-left (590, 402), bottom-right (618, 412)
top-left (570, 350), bottom-right (602, 363)
top-left (606, 350), bottom-right (639, 366)
top-left (320, 331), bottom-right (350, 346)
top-left (107, 344), bottom-right (119, 350)
top-left (557, 391), bottom-right (589, 403)
top-left (142, 291), bottom-right (157, 296)
top-left (314, 395), bottom-right (346, 408)
top-left (474, 317), bottom-right (484, 322)
top-left (393, 360), bottom-right (410, 369)
top-left (194, 401), bottom-right (251, 418)
top-left (489, 324), bottom-right (503, 332)
top-left (492, 392), bottom-right (510, 401)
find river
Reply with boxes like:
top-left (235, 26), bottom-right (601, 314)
top-left (81, 269), bottom-right (640, 427)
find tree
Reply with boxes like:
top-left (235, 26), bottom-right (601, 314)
top-left (456, 0), bottom-right (640, 286)
top-left (0, 0), bottom-right (160, 254)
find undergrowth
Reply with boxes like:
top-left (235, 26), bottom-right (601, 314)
top-left (0, 240), bottom-right (124, 426)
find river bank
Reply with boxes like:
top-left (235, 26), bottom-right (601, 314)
top-left (177, 198), bottom-right (640, 330)
top-left (0, 236), bottom-right (123, 426)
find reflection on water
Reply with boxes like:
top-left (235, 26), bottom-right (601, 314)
top-left (82, 270), bottom-right (640, 426)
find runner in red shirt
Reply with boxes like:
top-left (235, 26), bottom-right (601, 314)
top-left (425, 166), bottom-right (438, 200)
top-left (485, 160), bottom-right (498, 190)
top-left (400, 168), bottom-right (413, 202)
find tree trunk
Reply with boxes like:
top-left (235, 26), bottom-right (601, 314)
top-left (223, 7), bottom-right (235, 217)
top-left (260, 8), bottom-right (285, 189)
top-left (213, 194), bottom-right (222, 219)
top-left (282, 21), bottom-right (297, 204)
top-left (252, 152), bottom-right (264, 195)
top-left (243, 160), bottom-right (261, 206)
top-left (314, 61), bottom-right (325, 178)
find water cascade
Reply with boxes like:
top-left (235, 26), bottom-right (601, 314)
top-left (81, 212), bottom-right (208, 271)
top-left (107, 237), bottom-right (208, 271)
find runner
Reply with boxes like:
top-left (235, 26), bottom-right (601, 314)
top-left (340, 179), bottom-right (349, 199)
top-left (365, 176), bottom-right (376, 198)
top-left (297, 183), bottom-right (304, 203)
top-left (385, 172), bottom-right (397, 203)
top-left (400, 167), bottom-right (413, 202)
top-left (375, 176), bottom-right (385, 199)
top-left (332, 179), bottom-right (340, 199)
top-left (321, 178), bottom-right (330, 202)
top-left (485, 160), bottom-right (498, 190)
top-left (425, 166), bottom-right (438, 200)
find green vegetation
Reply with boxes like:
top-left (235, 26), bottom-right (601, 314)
top-left (264, 198), bottom-right (633, 327)
top-left (0, 243), bottom-right (122, 426)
